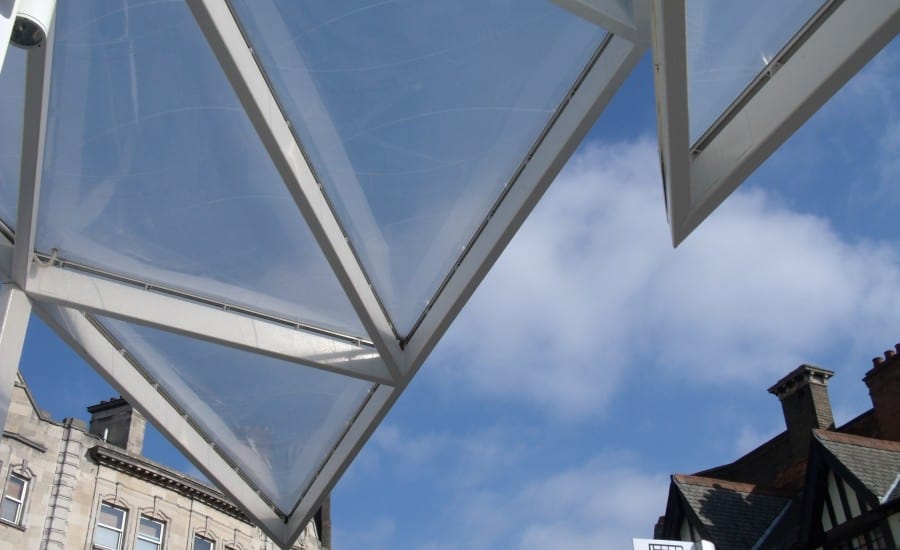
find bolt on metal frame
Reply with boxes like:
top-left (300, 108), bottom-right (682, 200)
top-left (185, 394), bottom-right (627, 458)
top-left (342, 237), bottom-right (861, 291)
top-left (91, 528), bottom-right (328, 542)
top-left (0, 0), bottom-right (897, 547)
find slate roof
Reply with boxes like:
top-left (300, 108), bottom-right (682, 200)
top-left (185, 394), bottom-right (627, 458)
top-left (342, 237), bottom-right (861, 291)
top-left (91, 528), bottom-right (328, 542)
top-left (814, 430), bottom-right (900, 503)
top-left (673, 475), bottom-right (791, 549)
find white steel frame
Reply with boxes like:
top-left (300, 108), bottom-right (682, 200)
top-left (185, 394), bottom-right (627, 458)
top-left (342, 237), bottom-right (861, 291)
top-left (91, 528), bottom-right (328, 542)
top-left (184, 0), bottom-right (405, 383)
top-left (0, 283), bottom-right (31, 439)
top-left (33, 302), bottom-right (289, 542)
top-left (403, 33), bottom-right (647, 375)
top-left (551, 0), bottom-right (643, 41)
top-left (10, 0), bottom-right (51, 289)
top-left (652, 0), bottom-right (900, 246)
top-left (0, 0), bottom-right (895, 547)
top-left (0, 1), bottom-right (652, 544)
top-left (25, 263), bottom-right (392, 385)
top-left (0, 0), bottom-right (20, 74)
top-left (0, 6), bottom-right (652, 544)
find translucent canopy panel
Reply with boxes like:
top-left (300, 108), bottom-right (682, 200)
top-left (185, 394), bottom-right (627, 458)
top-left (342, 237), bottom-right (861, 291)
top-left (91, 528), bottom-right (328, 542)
top-left (35, 0), bottom-right (365, 338)
top-left (685, 0), bottom-right (825, 143)
top-left (0, 45), bottom-right (25, 230)
top-left (228, 0), bottom-right (608, 335)
top-left (98, 315), bottom-right (375, 514)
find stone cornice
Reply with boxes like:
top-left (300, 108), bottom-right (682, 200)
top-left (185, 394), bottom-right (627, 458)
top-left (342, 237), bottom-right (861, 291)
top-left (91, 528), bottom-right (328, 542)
top-left (88, 445), bottom-right (249, 522)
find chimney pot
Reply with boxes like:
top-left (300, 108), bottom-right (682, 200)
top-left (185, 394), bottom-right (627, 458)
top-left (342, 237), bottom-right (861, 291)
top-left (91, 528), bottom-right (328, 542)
top-left (864, 345), bottom-right (900, 441)
top-left (768, 365), bottom-right (835, 458)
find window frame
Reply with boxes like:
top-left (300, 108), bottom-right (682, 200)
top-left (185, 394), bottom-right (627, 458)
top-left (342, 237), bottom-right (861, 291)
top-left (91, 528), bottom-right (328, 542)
top-left (136, 514), bottom-right (166, 550)
top-left (93, 502), bottom-right (128, 550)
top-left (193, 534), bottom-right (215, 550)
top-left (833, 523), bottom-right (895, 550)
top-left (0, 472), bottom-right (29, 525)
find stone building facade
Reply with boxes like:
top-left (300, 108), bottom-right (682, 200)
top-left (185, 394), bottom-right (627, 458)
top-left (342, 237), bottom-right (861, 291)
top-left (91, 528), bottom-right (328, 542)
top-left (0, 373), bottom-right (328, 550)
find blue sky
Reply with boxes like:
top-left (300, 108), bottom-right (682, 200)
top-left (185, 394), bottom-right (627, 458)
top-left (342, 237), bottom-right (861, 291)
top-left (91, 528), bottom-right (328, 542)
top-left (12, 27), bottom-right (900, 550)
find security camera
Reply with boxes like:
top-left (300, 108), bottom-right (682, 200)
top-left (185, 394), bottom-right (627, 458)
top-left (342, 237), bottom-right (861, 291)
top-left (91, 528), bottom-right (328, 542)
top-left (10, 0), bottom-right (55, 48)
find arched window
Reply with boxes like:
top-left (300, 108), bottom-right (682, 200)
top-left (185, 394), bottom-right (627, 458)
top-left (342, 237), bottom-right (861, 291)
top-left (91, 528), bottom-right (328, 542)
top-left (194, 533), bottom-right (215, 550)
top-left (94, 502), bottom-right (128, 549)
top-left (136, 515), bottom-right (166, 550)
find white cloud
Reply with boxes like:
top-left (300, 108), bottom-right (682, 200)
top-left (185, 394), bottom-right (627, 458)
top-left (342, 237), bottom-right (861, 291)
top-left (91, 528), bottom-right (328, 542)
top-left (341, 425), bottom-right (669, 550)
top-left (513, 458), bottom-right (669, 550)
top-left (734, 423), bottom-right (782, 456)
top-left (369, 422), bottom-right (529, 489)
top-left (333, 517), bottom-right (396, 549)
top-left (371, 424), bottom-right (450, 467)
top-left (428, 449), bottom-right (669, 550)
top-left (791, 43), bottom-right (900, 208)
top-left (433, 138), bottom-right (900, 418)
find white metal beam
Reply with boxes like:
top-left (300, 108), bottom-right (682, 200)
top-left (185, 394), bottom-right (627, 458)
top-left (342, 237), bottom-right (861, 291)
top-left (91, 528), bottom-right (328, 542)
top-left (550, 0), bottom-right (643, 43)
top-left (184, 0), bottom-right (403, 383)
top-left (12, 12), bottom-right (51, 287)
top-left (656, 0), bottom-right (900, 246)
top-left (31, 302), bottom-right (289, 545)
top-left (0, 284), bottom-right (31, 433)
top-left (0, 0), bottom-right (20, 74)
top-left (403, 35), bottom-right (646, 374)
top-left (248, 0), bottom-right (393, 294)
top-left (25, 263), bottom-right (393, 385)
top-left (649, 0), bottom-right (690, 245)
top-left (686, 0), bottom-right (900, 240)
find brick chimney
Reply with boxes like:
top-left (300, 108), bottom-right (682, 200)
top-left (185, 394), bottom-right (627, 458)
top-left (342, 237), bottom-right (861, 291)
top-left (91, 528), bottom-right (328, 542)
top-left (768, 365), bottom-right (835, 456)
top-left (87, 397), bottom-right (146, 454)
top-left (864, 345), bottom-right (900, 442)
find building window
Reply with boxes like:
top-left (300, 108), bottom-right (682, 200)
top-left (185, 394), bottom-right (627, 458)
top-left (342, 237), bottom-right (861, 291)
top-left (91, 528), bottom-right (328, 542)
top-left (0, 473), bottom-right (28, 525)
top-left (194, 535), bottom-right (215, 550)
top-left (94, 503), bottom-right (127, 549)
top-left (835, 525), bottom-right (893, 550)
top-left (136, 515), bottom-right (165, 550)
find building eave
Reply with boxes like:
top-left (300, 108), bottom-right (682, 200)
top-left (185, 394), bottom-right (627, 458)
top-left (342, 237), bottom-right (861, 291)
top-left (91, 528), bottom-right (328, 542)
top-left (88, 444), bottom-right (248, 522)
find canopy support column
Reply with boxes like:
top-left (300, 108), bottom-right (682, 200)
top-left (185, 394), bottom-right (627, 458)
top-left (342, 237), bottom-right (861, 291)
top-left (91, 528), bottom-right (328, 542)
top-left (12, 8), bottom-right (52, 286)
top-left (0, 285), bottom-right (31, 433)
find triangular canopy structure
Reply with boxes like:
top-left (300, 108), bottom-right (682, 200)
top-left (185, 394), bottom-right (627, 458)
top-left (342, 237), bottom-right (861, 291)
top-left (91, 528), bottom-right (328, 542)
top-left (98, 315), bottom-right (375, 515)
top-left (0, 0), bottom-right (896, 547)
